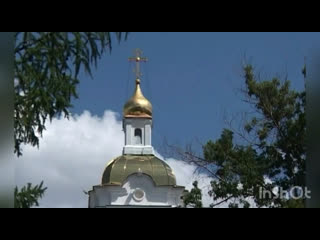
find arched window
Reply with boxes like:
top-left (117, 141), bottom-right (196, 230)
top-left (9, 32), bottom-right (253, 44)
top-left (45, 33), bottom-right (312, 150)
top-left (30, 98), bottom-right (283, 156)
top-left (134, 128), bottom-right (142, 145)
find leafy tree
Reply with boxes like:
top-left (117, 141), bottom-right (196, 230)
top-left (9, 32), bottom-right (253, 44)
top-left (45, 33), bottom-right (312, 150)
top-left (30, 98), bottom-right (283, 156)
top-left (14, 181), bottom-right (47, 208)
top-left (14, 32), bottom-right (128, 207)
top-left (183, 181), bottom-right (203, 208)
top-left (179, 63), bottom-right (306, 208)
top-left (14, 32), bottom-right (128, 156)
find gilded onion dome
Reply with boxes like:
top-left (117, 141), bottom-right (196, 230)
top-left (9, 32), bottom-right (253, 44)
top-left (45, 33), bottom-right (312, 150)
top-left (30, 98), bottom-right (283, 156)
top-left (123, 78), bottom-right (152, 118)
top-left (102, 155), bottom-right (176, 186)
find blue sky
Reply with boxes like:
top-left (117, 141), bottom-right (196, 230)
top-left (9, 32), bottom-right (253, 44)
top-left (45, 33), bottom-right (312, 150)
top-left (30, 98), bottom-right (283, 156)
top-left (71, 32), bottom-right (319, 155)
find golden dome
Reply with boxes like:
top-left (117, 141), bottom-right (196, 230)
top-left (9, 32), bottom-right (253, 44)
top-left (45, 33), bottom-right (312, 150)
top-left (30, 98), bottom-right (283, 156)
top-left (102, 155), bottom-right (177, 186)
top-left (123, 79), bottom-right (152, 118)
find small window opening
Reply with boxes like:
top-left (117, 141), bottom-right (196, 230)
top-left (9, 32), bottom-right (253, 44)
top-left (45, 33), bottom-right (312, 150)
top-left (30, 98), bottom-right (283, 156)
top-left (134, 128), bottom-right (142, 145)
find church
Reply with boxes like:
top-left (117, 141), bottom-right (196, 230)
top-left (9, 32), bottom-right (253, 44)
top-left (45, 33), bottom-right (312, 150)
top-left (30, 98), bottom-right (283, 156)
top-left (88, 49), bottom-right (186, 208)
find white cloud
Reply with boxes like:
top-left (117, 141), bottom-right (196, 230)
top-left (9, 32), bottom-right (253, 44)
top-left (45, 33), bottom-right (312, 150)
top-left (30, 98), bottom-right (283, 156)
top-left (16, 110), bottom-right (123, 208)
top-left (15, 110), bottom-right (218, 208)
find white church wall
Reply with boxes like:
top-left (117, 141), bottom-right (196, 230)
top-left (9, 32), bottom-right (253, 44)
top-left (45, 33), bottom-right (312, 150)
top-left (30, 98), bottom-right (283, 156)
top-left (89, 173), bottom-right (185, 208)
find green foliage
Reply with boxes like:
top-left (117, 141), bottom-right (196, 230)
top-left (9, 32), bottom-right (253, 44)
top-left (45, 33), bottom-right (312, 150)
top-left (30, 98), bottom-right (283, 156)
top-left (228, 203), bottom-right (239, 208)
top-left (187, 63), bottom-right (306, 208)
top-left (14, 32), bottom-right (128, 208)
top-left (211, 64), bottom-right (305, 207)
top-left (183, 181), bottom-right (203, 208)
top-left (14, 32), bottom-right (128, 157)
top-left (282, 198), bottom-right (305, 208)
top-left (14, 181), bottom-right (47, 208)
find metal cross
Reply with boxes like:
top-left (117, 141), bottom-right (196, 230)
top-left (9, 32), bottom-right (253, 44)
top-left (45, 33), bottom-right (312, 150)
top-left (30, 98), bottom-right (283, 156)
top-left (128, 48), bottom-right (148, 80)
